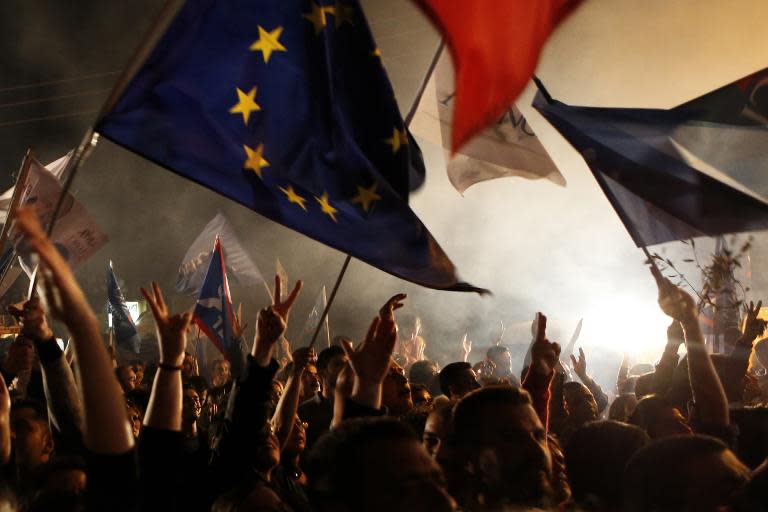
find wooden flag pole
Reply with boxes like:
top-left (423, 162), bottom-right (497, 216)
top-left (308, 254), bottom-right (351, 349)
top-left (0, 149), bottom-right (34, 295)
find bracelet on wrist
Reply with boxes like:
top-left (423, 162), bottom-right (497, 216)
top-left (159, 362), bottom-right (183, 371)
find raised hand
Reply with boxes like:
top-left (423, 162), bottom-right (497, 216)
top-left (651, 266), bottom-right (696, 323)
top-left (252, 275), bottom-right (303, 365)
top-left (667, 320), bottom-right (685, 347)
top-left (342, 294), bottom-right (405, 384)
top-left (232, 303), bottom-right (248, 340)
top-left (7, 297), bottom-right (54, 342)
top-left (141, 282), bottom-right (193, 367)
top-left (742, 300), bottom-right (766, 343)
top-left (530, 312), bottom-right (561, 376)
top-left (461, 334), bottom-right (472, 362)
top-left (569, 347), bottom-right (587, 379)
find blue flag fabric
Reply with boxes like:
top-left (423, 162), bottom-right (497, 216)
top-left (533, 68), bottom-right (768, 247)
top-left (106, 261), bottom-right (141, 354)
top-left (193, 238), bottom-right (235, 355)
top-left (95, 0), bottom-right (484, 293)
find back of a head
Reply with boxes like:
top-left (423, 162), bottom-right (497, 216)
top-left (317, 345), bottom-right (345, 372)
top-left (438, 362), bottom-right (471, 397)
top-left (628, 394), bottom-right (673, 435)
top-left (409, 360), bottom-right (437, 385)
top-left (453, 385), bottom-right (531, 440)
top-left (623, 435), bottom-right (748, 512)
top-left (565, 420), bottom-right (649, 509)
top-left (486, 345), bottom-right (508, 360)
top-left (306, 417), bottom-right (419, 507)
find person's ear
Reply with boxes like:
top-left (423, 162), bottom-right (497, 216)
top-left (42, 429), bottom-right (55, 460)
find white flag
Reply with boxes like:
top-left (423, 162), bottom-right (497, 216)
top-left (14, 153), bottom-right (107, 275)
top-left (0, 152), bottom-right (71, 225)
top-left (410, 52), bottom-right (565, 194)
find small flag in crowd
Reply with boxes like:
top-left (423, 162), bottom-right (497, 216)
top-left (0, 151), bottom-right (71, 225)
top-left (533, 67), bottom-right (768, 247)
top-left (275, 258), bottom-right (289, 301)
top-left (410, 51), bottom-right (564, 194)
top-left (176, 212), bottom-right (264, 296)
top-left (301, 285), bottom-right (330, 347)
top-left (96, 0), bottom-right (485, 294)
top-left (193, 238), bottom-right (235, 356)
top-left (106, 261), bottom-right (141, 354)
top-left (411, 0), bottom-right (582, 152)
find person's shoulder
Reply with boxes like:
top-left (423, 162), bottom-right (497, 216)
top-left (298, 394), bottom-right (324, 411)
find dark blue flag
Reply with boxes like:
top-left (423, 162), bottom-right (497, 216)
top-left (533, 69), bottom-right (768, 247)
top-left (106, 261), bottom-right (141, 354)
top-left (95, 0), bottom-right (484, 293)
top-left (193, 238), bottom-right (235, 356)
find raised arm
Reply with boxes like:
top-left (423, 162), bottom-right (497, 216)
top-left (333, 294), bottom-right (405, 423)
top-left (273, 347), bottom-right (314, 448)
top-left (651, 320), bottom-right (684, 396)
top-left (141, 282), bottom-right (192, 431)
top-left (523, 312), bottom-right (560, 432)
top-left (570, 348), bottom-right (609, 413)
top-left (14, 207), bottom-right (133, 455)
top-left (8, 297), bottom-right (83, 440)
top-left (724, 301), bottom-right (766, 401)
top-left (651, 266), bottom-right (729, 429)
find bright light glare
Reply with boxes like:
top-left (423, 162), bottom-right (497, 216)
top-left (580, 296), bottom-right (671, 363)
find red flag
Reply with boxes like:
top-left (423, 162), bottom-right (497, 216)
top-left (413, 0), bottom-right (582, 152)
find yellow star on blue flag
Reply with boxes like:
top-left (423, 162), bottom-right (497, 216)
top-left (95, 0), bottom-right (486, 294)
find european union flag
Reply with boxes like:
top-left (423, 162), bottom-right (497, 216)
top-left (193, 238), bottom-right (235, 355)
top-left (95, 0), bottom-right (484, 293)
top-left (533, 69), bottom-right (768, 247)
top-left (106, 261), bottom-right (141, 354)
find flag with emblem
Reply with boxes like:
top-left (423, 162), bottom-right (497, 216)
top-left (301, 285), bottom-right (330, 346)
top-left (106, 261), bottom-right (141, 354)
top-left (95, 0), bottom-right (485, 294)
top-left (193, 237), bottom-right (235, 356)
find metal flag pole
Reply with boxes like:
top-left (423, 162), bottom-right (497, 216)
top-left (308, 254), bottom-right (351, 349)
top-left (0, 149), bottom-right (34, 294)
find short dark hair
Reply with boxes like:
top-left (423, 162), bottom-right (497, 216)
top-left (11, 399), bottom-right (49, 423)
top-left (623, 435), bottom-right (739, 511)
top-left (453, 385), bottom-right (531, 441)
top-left (306, 417), bottom-right (417, 506)
top-left (317, 345), bottom-right (345, 372)
top-left (185, 375), bottom-right (209, 395)
top-left (438, 362), bottom-right (471, 396)
top-left (486, 345), bottom-right (509, 359)
top-left (628, 394), bottom-right (674, 433)
top-left (409, 360), bottom-right (437, 385)
top-left (565, 420), bottom-right (649, 508)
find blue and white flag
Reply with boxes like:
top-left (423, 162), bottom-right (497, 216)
top-left (106, 260), bottom-right (141, 354)
top-left (193, 237), bottom-right (235, 355)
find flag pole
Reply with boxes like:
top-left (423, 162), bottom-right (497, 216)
top-left (308, 254), bottom-right (351, 349)
top-left (0, 149), bottom-right (34, 295)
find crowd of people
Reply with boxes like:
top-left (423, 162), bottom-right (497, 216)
top-left (2, 205), bottom-right (768, 511)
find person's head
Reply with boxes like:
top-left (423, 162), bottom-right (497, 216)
top-left (268, 380), bottom-right (283, 416)
top-left (439, 362), bottom-right (480, 400)
top-left (381, 362), bottom-right (412, 417)
top-left (410, 383), bottom-right (432, 406)
top-left (283, 415), bottom-right (307, 457)
top-left (423, 403), bottom-right (453, 459)
top-left (565, 420), bottom-right (649, 510)
top-left (5, 336), bottom-right (35, 374)
top-left (37, 455), bottom-right (87, 497)
top-left (186, 375), bottom-right (209, 405)
top-left (486, 345), bottom-right (512, 375)
top-left (115, 365), bottom-right (137, 393)
top-left (563, 381), bottom-right (599, 425)
top-left (316, 345), bottom-right (347, 396)
top-left (10, 400), bottom-right (53, 472)
top-left (209, 358), bottom-right (231, 388)
top-left (608, 393), bottom-right (638, 423)
top-left (125, 399), bottom-right (142, 438)
top-left (629, 394), bottom-right (692, 439)
top-left (128, 359), bottom-right (145, 388)
top-left (307, 417), bottom-right (455, 512)
top-left (181, 352), bottom-right (196, 379)
top-left (252, 422), bottom-right (281, 474)
top-left (301, 364), bottom-right (321, 401)
top-left (182, 386), bottom-right (202, 424)
top-left (452, 385), bottom-right (554, 509)
top-left (409, 360), bottom-right (438, 386)
top-left (624, 435), bottom-right (751, 512)
top-left (633, 372), bottom-right (655, 399)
